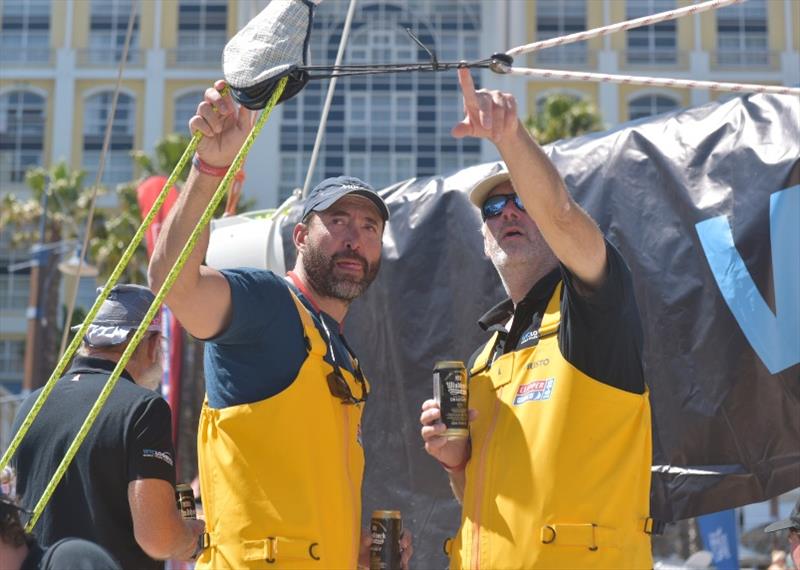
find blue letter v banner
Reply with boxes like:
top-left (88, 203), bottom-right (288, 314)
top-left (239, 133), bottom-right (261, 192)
top-left (696, 185), bottom-right (800, 374)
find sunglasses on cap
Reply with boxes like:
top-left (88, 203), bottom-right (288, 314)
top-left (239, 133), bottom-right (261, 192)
top-left (481, 193), bottom-right (526, 221)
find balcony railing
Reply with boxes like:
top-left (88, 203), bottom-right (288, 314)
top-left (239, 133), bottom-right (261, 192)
top-left (76, 48), bottom-right (144, 68)
top-left (0, 47), bottom-right (53, 67)
top-left (622, 49), bottom-right (688, 70)
top-left (166, 46), bottom-right (224, 68)
top-left (711, 50), bottom-right (779, 69)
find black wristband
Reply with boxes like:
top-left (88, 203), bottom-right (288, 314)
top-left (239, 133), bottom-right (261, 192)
top-left (192, 532), bottom-right (209, 560)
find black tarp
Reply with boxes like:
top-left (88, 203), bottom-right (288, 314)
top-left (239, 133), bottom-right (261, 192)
top-left (280, 94), bottom-right (800, 567)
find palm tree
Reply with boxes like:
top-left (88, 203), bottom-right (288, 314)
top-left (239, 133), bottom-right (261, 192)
top-left (0, 162), bottom-right (100, 387)
top-left (525, 94), bottom-right (604, 145)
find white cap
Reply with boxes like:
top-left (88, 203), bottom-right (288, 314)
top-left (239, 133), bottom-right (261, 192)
top-left (468, 164), bottom-right (513, 208)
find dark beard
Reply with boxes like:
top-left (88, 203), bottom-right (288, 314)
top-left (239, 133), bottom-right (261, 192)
top-left (303, 244), bottom-right (380, 301)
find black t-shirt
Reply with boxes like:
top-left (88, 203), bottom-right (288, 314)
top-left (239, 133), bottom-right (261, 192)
top-left (475, 240), bottom-right (645, 394)
top-left (11, 356), bottom-right (176, 570)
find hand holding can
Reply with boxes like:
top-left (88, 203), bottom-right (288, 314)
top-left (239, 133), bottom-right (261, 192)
top-left (370, 510), bottom-right (402, 570)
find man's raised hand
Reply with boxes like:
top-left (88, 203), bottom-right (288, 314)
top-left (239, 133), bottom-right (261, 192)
top-left (451, 67), bottom-right (519, 144)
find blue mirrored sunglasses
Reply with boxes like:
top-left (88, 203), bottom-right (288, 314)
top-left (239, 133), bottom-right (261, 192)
top-left (481, 193), bottom-right (526, 221)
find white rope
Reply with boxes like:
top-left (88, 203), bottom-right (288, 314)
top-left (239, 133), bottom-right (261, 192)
top-left (506, 0), bottom-right (743, 57)
top-left (501, 66), bottom-right (800, 96)
top-left (302, 0), bottom-right (359, 198)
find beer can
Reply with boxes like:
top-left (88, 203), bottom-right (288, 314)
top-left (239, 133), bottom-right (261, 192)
top-left (433, 360), bottom-right (469, 439)
top-left (175, 483), bottom-right (197, 520)
top-left (370, 510), bottom-right (402, 570)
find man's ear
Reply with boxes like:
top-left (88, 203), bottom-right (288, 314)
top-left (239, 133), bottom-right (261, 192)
top-left (481, 224), bottom-right (491, 258)
top-left (147, 333), bottom-right (161, 363)
top-left (293, 220), bottom-right (309, 251)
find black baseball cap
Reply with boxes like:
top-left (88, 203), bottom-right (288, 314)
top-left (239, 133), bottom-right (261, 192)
top-left (302, 176), bottom-right (389, 222)
top-left (764, 498), bottom-right (800, 533)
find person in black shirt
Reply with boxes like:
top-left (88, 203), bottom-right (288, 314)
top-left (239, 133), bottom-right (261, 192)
top-left (1, 492), bottom-right (120, 570)
top-left (419, 70), bottom-right (652, 568)
top-left (11, 284), bottom-right (205, 569)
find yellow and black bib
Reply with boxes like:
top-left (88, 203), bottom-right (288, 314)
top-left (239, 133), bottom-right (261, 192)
top-left (196, 290), bottom-right (368, 569)
top-left (450, 283), bottom-right (653, 570)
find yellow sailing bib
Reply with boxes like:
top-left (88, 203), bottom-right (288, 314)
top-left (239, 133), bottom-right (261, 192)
top-left (451, 283), bottom-right (653, 569)
top-left (196, 291), bottom-right (368, 569)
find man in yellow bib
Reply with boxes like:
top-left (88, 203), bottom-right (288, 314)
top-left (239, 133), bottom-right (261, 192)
top-left (149, 82), bottom-right (412, 569)
top-left (420, 69), bottom-right (653, 569)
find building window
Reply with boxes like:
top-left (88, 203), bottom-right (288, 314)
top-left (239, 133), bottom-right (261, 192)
top-left (173, 91), bottom-right (204, 134)
top-left (628, 94), bottom-right (679, 120)
top-left (0, 339), bottom-right (25, 383)
top-left (626, 0), bottom-right (677, 65)
top-left (82, 92), bottom-right (136, 187)
top-left (279, 1), bottom-right (482, 202)
top-left (176, 0), bottom-right (227, 65)
top-left (88, 0), bottom-right (139, 65)
top-left (536, 0), bottom-right (587, 65)
top-left (716, 0), bottom-right (768, 66)
top-left (0, 91), bottom-right (46, 184)
top-left (0, 0), bottom-right (51, 65)
top-left (0, 274), bottom-right (30, 311)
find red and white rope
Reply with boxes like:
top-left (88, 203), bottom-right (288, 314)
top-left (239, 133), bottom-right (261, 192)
top-left (506, 0), bottom-right (742, 57)
top-left (502, 66), bottom-right (800, 96)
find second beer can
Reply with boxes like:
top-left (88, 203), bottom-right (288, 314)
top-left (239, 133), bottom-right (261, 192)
top-left (370, 510), bottom-right (402, 570)
top-left (175, 483), bottom-right (197, 519)
top-left (433, 360), bottom-right (468, 439)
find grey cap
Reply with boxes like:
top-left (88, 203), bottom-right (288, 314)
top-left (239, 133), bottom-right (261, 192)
top-left (302, 176), bottom-right (390, 222)
top-left (72, 284), bottom-right (161, 347)
top-left (764, 498), bottom-right (800, 533)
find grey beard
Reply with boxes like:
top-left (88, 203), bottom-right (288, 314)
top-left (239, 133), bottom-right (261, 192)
top-left (137, 362), bottom-right (163, 391)
top-left (303, 245), bottom-right (380, 302)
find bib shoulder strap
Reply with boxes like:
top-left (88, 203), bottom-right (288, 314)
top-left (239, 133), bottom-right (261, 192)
top-left (469, 331), bottom-right (501, 376)
top-left (539, 281), bottom-right (563, 337)
top-left (286, 288), bottom-right (327, 356)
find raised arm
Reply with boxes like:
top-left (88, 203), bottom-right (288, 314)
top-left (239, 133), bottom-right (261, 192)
top-left (148, 80), bottom-right (253, 338)
top-left (452, 68), bottom-right (608, 290)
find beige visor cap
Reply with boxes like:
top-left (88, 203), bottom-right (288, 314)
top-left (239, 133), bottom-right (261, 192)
top-left (468, 165), bottom-right (513, 208)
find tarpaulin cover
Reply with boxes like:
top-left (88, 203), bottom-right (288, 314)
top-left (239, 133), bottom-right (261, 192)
top-left (279, 94), bottom-right (800, 567)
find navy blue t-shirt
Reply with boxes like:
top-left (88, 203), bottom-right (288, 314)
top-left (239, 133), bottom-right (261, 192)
top-left (204, 269), bottom-right (358, 409)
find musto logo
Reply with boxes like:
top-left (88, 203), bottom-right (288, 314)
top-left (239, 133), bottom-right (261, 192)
top-left (513, 378), bottom-right (555, 406)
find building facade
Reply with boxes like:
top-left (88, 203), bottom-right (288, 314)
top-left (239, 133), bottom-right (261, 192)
top-left (1, 0), bottom-right (798, 392)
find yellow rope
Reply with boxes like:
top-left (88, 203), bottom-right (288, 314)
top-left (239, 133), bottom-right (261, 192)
top-left (1, 83), bottom-right (229, 476)
top-left (11, 77), bottom-right (285, 531)
top-left (0, 136), bottom-right (199, 474)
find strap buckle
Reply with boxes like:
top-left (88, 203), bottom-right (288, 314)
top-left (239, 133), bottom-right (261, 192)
top-left (644, 518), bottom-right (666, 535)
top-left (266, 536), bottom-right (277, 564)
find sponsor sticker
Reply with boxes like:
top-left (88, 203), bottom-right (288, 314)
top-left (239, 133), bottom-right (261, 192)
top-left (142, 449), bottom-right (174, 467)
top-left (519, 329), bottom-right (539, 347)
top-left (513, 378), bottom-right (555, 405)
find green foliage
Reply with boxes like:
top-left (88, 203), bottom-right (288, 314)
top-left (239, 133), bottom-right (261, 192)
top-left (90, 182), bottom-right (149, 283)
top-left (0, 162), bottom-right (97, 247)
top-left (131, 133), bottom-right (192, 182)
top-left (525, 94), bottom-right (604, 145)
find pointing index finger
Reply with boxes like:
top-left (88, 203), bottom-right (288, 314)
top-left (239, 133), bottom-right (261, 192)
top-left (458, 67), bottom-right (479, 112)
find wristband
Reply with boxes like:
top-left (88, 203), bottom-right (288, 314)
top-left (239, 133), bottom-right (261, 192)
top-left (192, 154), bottom-right (231, 178)
top-left (192, 532), bottom-right (209, 560)
top-left (437, 457), bottom-right (469, 473)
